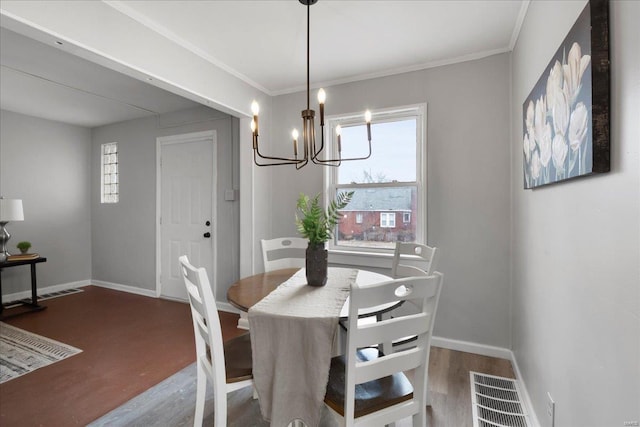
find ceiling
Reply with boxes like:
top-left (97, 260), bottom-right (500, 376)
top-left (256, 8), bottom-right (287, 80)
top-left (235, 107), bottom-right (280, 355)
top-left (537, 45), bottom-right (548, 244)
top-left (0, 27), bottom-right (201, 128)
top-left (0, 0), bottom-right (528, 128)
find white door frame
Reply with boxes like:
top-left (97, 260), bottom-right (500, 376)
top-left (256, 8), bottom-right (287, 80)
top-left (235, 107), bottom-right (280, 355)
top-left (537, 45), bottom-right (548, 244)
top-left (156, 130), bottom-right (217, 298)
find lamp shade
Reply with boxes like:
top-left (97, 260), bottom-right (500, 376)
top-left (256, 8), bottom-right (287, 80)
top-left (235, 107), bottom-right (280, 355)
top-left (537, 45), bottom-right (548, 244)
top-left (0, 199), bottom-right (24, 221)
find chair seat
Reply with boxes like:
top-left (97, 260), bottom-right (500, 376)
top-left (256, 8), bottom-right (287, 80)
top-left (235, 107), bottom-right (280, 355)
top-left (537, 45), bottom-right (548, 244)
top-left (324, 348), bottom-right (414, 418)
top-left (223, 333), bottom-right (253, 383)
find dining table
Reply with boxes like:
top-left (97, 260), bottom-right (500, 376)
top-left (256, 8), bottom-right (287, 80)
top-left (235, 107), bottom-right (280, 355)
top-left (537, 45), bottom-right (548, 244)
top-left (226, 267), bottom-right (395, 427)
top-left (226, 267), bottom-right (396, 319)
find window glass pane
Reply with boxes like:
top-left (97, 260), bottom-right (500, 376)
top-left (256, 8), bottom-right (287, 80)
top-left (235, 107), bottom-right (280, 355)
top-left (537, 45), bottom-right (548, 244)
top-left (338, 119), bottom-right (416, 184)
top-left (101, 142), bottom-right (119, 204)
top-left (328, 105), bottom-right (424, 253)
top-left (337, 186), bottom-right (416, 249)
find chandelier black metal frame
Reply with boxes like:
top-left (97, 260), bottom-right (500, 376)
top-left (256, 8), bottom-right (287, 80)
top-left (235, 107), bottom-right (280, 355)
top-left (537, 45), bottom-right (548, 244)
top-left (251, 0), bottom-right (373, 169)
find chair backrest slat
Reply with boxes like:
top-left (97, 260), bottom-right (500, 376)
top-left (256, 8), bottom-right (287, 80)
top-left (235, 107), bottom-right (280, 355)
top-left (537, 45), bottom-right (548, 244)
top-left (352, 312), bottom-right (430, 348)
top-left (354, 276), bottom-right (438, 308)
top-left (261, 237), bottom-right (307, 272)
top-left (354, 347), bottom-right (424, 384)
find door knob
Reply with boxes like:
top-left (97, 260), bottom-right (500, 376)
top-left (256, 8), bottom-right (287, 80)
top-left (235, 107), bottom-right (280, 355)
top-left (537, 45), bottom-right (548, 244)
top-left (203, 232), bottom-right (211, 238)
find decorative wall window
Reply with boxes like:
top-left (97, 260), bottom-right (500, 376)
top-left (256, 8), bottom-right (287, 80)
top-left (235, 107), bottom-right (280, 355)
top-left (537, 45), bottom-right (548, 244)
top-left (380, 212), bottom-right (396, 228)
top-left (101, 142), bottom-right (119, 203)
top-left (326, 104), bottom-right (426, 252)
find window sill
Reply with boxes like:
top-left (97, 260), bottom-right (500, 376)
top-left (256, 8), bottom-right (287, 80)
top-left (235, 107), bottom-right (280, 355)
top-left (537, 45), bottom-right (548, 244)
top-left (328, 249), bottom-right (394, 270)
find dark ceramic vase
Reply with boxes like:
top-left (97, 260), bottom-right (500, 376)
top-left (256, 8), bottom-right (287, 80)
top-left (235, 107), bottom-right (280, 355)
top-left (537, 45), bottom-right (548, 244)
top-left (306, 243), bottom-right (328, 286)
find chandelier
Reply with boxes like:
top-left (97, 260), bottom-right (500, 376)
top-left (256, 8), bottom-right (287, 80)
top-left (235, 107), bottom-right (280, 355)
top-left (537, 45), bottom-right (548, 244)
top-left (250, 0), bottom-right (372, 169)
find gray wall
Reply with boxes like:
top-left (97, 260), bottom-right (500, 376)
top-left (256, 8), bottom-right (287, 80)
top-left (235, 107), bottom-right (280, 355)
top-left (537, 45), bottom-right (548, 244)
top-left (268, 53), bottom-right (512, 348)
top-left (90, 106), bottom-right (240, 301)
top-left (0, 109), bottom-right (92, 293)
top-left (511, 1), bottom-right (640, 425)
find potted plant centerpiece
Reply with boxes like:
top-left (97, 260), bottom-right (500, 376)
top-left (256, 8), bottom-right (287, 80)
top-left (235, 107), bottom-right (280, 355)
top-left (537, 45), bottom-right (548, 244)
top-left (296, 191), bottom-right (353, 286)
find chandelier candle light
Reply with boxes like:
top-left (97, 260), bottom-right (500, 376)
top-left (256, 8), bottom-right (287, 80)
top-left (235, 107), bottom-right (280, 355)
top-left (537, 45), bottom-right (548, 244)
top-left (251, 0), bottom-right (373, 169)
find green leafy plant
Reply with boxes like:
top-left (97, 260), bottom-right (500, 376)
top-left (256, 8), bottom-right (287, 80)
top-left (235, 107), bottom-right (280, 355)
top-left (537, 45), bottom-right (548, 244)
top-left (16, 241), bottom-right (31, 253)
top-left (296, 191), bottom-right (354, 246)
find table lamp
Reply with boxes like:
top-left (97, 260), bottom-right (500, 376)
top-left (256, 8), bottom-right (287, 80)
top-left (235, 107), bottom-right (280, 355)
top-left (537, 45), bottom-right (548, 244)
top-left (0, 197), bottom-right (24, 262)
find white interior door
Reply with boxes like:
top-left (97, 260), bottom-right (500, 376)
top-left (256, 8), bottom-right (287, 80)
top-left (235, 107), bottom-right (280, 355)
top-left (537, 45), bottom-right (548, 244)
top-left (159, 132), bottom-right (216, 301)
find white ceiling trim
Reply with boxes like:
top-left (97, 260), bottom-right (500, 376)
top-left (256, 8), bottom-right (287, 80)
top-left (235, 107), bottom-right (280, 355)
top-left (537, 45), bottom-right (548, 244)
top-left (271, 46), bottom-right (513, 96)
top-left (509, 0), bottom-right (531, 51)
top-left (103, 0), bottom-right (271, 96)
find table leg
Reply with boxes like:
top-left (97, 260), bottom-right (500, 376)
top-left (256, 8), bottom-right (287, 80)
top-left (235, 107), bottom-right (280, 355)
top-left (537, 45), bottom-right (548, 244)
top-left (30, 263), bottom-right (38, 306)
top-left (0, 261), bottom-right (46, 320)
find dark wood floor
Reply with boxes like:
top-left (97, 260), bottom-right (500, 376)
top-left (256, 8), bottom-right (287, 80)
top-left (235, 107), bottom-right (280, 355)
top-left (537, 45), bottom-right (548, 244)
top-left (0, 286), bottom-right (243, 426)
top-left (0, 286), bottom-right (514, 426)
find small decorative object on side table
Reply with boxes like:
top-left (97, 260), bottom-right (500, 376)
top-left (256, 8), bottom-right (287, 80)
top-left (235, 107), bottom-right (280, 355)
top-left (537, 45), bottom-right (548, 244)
top-left (295, 191), bottom-right (353, 286)
top-left (16, 241), bottom-right (31, 254)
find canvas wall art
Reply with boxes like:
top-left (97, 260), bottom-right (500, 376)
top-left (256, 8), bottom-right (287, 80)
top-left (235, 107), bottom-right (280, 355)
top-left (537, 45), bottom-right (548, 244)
top-left (522, 0), bottom-right (609, 189)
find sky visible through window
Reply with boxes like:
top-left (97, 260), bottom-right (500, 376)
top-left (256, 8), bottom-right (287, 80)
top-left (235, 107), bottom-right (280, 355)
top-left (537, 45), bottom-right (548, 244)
top-left (338, 119), bottom-right (416, 184)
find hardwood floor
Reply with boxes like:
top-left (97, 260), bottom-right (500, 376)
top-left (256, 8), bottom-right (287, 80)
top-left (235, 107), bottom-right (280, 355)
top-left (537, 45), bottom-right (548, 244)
top-left (0, 286), bottom-right (242, 426)
top-left (0, 285), bottom-right (514, 426)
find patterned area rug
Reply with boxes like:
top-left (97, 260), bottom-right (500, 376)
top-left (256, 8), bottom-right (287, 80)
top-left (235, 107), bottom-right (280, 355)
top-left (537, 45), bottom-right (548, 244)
top-left (0, 322), bottom-right (82, 384)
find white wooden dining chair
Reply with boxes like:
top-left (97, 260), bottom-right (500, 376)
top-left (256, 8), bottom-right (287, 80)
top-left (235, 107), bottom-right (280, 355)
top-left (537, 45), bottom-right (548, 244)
top-left (382, 242), bottom-right (440, 353)
top-left (236, 237), bottom-right (308, 330)
top-left (324, 273), bottom-right (444, 427)
top-left (340, 242), bottom-right (440, 354)
top-left (392, 242), bottom-right (439, 279)
top-left (261, 237), bottom-right (307, 272)
top-left (179, 255), bottom-right (253, 427)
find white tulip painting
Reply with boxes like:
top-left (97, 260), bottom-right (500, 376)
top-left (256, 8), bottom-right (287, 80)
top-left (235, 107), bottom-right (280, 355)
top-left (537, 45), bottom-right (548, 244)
top-left (521, 1), bottom-right (609, 189)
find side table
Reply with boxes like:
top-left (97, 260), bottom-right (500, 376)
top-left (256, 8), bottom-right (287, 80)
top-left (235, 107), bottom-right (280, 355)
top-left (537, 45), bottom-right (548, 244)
top-left (0, 256), bottom-right (48, 320)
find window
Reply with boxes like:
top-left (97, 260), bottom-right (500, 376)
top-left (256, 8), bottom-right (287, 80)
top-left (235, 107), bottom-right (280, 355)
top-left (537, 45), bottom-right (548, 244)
top-left (380, 212), bottom-right (396, 228)
top-left (101, 142), bottom-right (119, 203)
top-left (326, 104), bottom-right (426, 252)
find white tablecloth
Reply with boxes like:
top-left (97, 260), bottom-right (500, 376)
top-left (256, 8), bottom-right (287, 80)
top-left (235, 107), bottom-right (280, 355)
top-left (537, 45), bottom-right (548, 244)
top-left (248, 267), bottom-right (357, 427)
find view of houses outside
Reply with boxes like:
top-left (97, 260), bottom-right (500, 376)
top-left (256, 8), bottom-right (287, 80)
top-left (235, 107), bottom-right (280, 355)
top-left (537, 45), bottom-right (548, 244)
top-left (337, 186), bottom-right (417, 248)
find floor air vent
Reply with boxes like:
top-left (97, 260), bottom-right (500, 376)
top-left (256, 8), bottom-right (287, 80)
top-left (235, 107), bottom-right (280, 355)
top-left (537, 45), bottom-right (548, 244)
top-left (3, 288), bottom-right (84, 309)
top-left (470, 372), bottom-right (531, 427)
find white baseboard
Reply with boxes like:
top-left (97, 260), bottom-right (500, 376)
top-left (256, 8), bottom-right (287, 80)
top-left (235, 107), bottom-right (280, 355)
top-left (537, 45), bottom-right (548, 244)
top-left (431, 336), bottom-right (512, 360)
top-left (91, 280), bottom-right (158, 298)
top-left (508, 349), bottom-right (541, 427)
top-left (2, 280), bottom-right (92, 302)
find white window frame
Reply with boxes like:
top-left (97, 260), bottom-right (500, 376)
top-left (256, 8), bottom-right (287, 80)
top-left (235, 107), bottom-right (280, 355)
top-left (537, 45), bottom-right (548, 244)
top-left (380, 212), bottom-right (396, 228)
top-left (355, 213), bottom-right (363, 224)
top-left (324, 103), bottom-right (427, 258)
top-left (101, 142), bottom-right (119, 204)
top-left (403, 212), bottom-right (411, 223)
